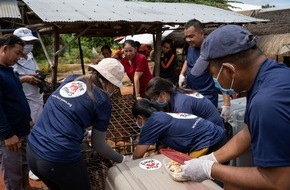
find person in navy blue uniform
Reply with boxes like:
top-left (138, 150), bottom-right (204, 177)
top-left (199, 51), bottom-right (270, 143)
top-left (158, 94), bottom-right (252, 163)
top-left (181, 25), bottom-right (290, 189)
top-left (132, 99), bottom-right (226, 159)
top-left (27, 58), bottom-right (131, 190)
top-left (0, 34), bottom-right (34, 190)
top-left (179, 19), bottom-right (231, 122)
top-left (145, 77), bottom-right (224, 128)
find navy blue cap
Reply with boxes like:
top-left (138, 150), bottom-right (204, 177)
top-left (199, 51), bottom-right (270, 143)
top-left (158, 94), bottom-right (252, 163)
top-left (191, 25), bottom-right (257, 76)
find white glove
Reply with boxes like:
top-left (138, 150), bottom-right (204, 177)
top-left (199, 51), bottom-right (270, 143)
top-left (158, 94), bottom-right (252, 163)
top-left (122, 155), bottom-right (132, 163)
top-left (198, 152), bottom-right (218, 163)
top-left (181, 159), bottom-right (214, 182)
top-left (221, 105), bottom-right (231, 122)
top-left (178, 74), bottom-right (185, 87)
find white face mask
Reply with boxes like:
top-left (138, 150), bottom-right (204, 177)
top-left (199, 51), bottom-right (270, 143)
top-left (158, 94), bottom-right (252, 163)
top-left (135, 121), bottom-right (144, 129)
top-left (23, 44), bottom-right (34, 54)
top-left (108, 88), bottom-right (119, 97)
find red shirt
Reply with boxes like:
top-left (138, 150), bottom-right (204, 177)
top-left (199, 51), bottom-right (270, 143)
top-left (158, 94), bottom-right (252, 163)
top-left (121, 53), bottom-right (152, 97)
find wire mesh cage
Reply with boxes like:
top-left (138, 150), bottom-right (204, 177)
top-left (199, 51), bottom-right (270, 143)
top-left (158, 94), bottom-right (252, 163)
top-left (82, 94), bottom-right (140, 190)
top-left (106, 94), bottom-right (140, 155)
top-left (82, 148), bottom-right (112, 190)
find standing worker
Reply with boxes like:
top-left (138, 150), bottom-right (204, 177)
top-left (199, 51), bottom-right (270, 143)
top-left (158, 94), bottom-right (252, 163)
top-left (13, 27), bottom-right (44, 125)
top-left (121, 40), bottom-right (152, 99)
top-left (159, 39), bottom-right (178, 84)
top-left (181, 25), bottom-right (290, 189)
top-left (27, 58), bottom-right (131, 190)
top-left (13, 27), bottom-right (47, 181)
top-left (179, 19), bottom-right (231, 121)
top-left (0, 34), bottom-right (33, 190)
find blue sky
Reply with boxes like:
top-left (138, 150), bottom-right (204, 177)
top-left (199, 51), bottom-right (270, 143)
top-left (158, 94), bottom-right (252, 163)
top-left (239, 0), bottom-right (290, 7)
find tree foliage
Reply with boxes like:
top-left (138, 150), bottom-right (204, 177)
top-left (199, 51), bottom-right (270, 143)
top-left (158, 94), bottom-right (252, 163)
top-left (34, 34), bottom-right (118, 65)
top-left (262, 4), bottom-right (275, 8)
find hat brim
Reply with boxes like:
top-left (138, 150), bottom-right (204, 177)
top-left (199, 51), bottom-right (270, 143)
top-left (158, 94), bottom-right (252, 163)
top-left (191, 56), bottom-right (210, 77)
top-left (21, 36), bottom-right (39, 41)
top-left (88, 64), bottom-right (123, 88)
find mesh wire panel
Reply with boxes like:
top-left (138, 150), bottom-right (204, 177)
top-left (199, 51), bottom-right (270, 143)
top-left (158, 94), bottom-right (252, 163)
top-left (106, 94), bottom-right (140, 155)
top-left (82, 149), bottom-right (112, 190)
top-left (83, 95), bottom-right (139, 190)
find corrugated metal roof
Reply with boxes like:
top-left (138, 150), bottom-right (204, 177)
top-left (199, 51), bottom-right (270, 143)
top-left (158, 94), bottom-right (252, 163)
top-left (0, 0), bottom-right (21, 19)
top-left (22, 0), bottom-right (266, 24)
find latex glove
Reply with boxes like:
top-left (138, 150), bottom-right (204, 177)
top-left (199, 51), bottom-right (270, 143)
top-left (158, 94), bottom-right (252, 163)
top-left (178, 74), bottom-right (185, 87)
top-left (199, 152), bottom-right (218, 163)
top-left (181, 159), bottom-right (214, 182)
top-left (122, 155), bottom-right (132, 163)
top-left (221, 105), bottom-right (231, 122)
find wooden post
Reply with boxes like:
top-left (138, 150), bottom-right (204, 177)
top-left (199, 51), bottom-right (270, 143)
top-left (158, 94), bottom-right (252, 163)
top-left (153, 25), bottom-right (162, 77)
top-left (78, 37), bottom-right (85, 75)
top-left (51, 27), bottom-right (59, 91)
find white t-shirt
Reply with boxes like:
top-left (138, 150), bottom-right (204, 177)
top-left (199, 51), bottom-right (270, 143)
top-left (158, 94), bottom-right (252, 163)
top-left (13, 52), bottom-right (43, 122)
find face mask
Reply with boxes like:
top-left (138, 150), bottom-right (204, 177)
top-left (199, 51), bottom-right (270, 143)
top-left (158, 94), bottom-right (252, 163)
top-left (214, 79), bottom-right (236, 96)
top-left (108, 88), bottom-right (119, 97)
top-left (23, 44), bottom-right (34, 54)
top-left (214, 65), bottom-right (236, 96)
top-left (157, 100), bottom-right (168, 107)
top-left (156, 94), bottom-right (168, 107)
top-left (99, 77), bottom-right (118, 97)
top-left (136, 121), bottom-right (143, 129)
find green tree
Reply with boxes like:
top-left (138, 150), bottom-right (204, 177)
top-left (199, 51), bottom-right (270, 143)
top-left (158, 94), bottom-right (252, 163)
top-left (262, 4), bottom-right (275, 8)
top-left (34, 34), bottom-right (119, 66)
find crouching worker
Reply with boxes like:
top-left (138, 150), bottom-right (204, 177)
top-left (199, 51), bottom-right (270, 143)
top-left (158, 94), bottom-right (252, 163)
top-left (132, 99), bottom-right (227, 160)
top-left (27, 58), bottom-right (131, 190)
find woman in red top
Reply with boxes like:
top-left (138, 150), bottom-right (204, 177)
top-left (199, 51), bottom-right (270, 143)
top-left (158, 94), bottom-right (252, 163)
top-left (121, 40), bottom-right (153, 99)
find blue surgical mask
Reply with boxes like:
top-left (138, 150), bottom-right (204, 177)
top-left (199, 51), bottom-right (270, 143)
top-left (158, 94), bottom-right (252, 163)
top-left (157, 100), bottom-right (168, 107)
top-left (213, 65), bottom-right (236, 96)
top-left (156, 94), bottom-right (168, 107)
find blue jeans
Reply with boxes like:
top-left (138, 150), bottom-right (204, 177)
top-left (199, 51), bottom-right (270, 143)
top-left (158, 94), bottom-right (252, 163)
top-left (0, 136), bottom-right (28, 190)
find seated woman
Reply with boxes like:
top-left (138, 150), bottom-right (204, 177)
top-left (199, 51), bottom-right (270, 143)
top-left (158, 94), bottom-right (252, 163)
top-left (132, 99), bottom-right (227, 159)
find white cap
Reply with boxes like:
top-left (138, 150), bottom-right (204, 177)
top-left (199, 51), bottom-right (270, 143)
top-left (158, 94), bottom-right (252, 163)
top-left (13, 27), bottom-right (39, 41)
top-left (88, 58), bottom-right (125, 88)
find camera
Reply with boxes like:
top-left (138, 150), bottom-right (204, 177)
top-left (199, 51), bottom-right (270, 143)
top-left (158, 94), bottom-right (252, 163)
top-left (36, 71), bottom-right (51, 94)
